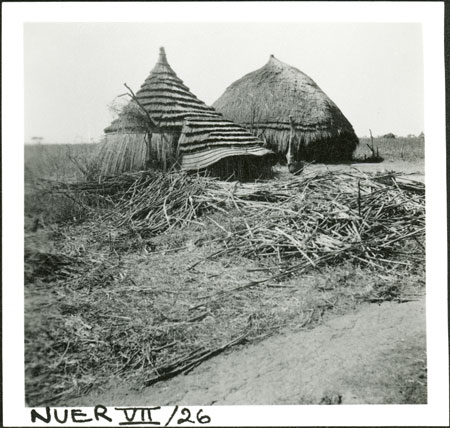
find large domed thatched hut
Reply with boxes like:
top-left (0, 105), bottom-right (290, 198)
top-left (99, 48), bottom-right (275, 180)
top-left (213, 55), bottom-right (359, 163)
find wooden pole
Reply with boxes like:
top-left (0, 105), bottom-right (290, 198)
top-left (124, 83), bottom-right (159, 169)
top-left (367, 129), bottom-right (375, 157)
top-left (124, 83), bottom-right (159, 130)
top-left (287, 116), bottom-right (295, 172)
top-left (358, 180), bottom-right (361, 217)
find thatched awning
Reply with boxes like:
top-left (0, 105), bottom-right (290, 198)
top-left (178, 115), bottom-right (274, 171)
top-left (180, 146), bottom-right (274, 171)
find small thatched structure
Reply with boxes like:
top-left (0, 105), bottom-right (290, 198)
top-left (213, 55), bottom-right (359, 163)
top-left (382, 133), bottom-right (396, 139)
top-left (178, 115), bottom-right (274, 180)
top-left (99, 48), bottom-right (275, 180)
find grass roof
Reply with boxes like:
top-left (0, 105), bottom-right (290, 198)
top-left (101, 48), bottom-right (276, 175)
top-left (213, 55), bottom-right (359, 161)
top-left (178, 115), bottom-right (275, 172)
top-left (105, 47), bottom-right (218, 133)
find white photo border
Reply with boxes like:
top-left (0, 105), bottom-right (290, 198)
top-left (2, 1), bottom-right (448, 426)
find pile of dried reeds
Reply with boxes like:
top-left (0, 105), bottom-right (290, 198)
top-left (55, 171), bottom-right (214, 250)
top-left (41, 170), bottom-right (198, 217)
top-left (27, 168), bottom-right (425, 404)
top-left (195, 170), bottom-right (425, 277)
top-left (99, 172), bottom-right (210, 235)
top-left (61, 168), bottom-right (425, 276)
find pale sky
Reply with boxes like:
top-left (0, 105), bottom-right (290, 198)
top-left (24, 22), bottom-right (423, 143)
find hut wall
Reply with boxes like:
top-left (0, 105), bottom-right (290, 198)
top-left (147, 132), bottom-right (181, 171)
top-left (98, 131), bottom-right (181, 176)
top-left (194, 155), bottom-right (274, 181)
top-left (98, 133), bottom-right (148, 176)
top-left (245, 125), bottom-right (358, 163)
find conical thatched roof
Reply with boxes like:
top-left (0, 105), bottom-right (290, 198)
top-left (101, 48), bottom-right (275, 177)
top-left (213, 55), bottom-right (359, 162)
top-left (104, 47), bottom-right (218, 133)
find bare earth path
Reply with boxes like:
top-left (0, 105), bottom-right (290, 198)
top-left (75, 297), bottom-right (426, 406)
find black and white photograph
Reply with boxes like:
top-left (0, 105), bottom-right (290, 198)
top-left (2, 2), bottom-right (449, 426)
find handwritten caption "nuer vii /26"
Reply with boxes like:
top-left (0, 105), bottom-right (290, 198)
top-left (31, 405), bottom-right (212, 426)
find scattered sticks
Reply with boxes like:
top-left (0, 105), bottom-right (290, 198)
top-left (41, 166), bottom-right (425, 392)
top-left (59, 169), bottom-right (425, 276)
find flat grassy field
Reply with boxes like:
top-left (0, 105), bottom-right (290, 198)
top-left (355, 136), bottom-right (424, 162)
top-left (23, 137), bottom-right (426, 406)
top-left (25, 143), bottom-right (100, 183)
top-left (24, 136), bottom-right (424, 183)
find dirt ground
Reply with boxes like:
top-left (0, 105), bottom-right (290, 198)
top-left (70, 296), bottom-right (426, 406)
top-left (25, 156), bottom-right (426, 406)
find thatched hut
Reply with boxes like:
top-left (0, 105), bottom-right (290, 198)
top-left (213, 55), bottom-right (359, 163)
top-left (99, 47), bottom-right (275, 180)
top-left (382, 133), bottom-right (396, 139)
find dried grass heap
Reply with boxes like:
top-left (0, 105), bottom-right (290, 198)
top-left (63, 168), bottom-right (425, 272)
top-left (27, 169), bottom-right (425, 404)
top-left (213, 55), bottom-right (359, 162)
top-left (99, 48), bottom-right (275, 179)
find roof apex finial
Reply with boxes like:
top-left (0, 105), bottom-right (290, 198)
top-left (158, 46), bottom-right (168, 64)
